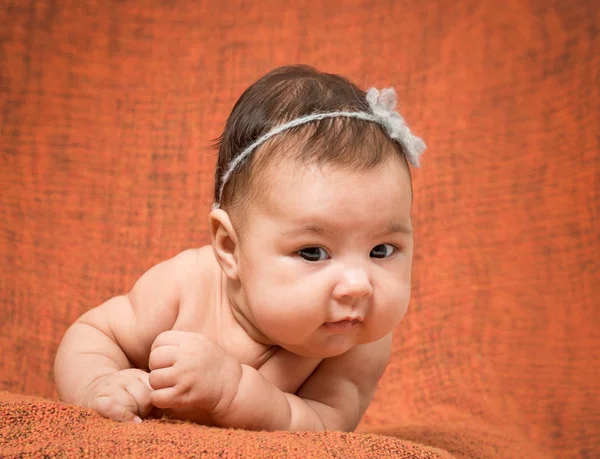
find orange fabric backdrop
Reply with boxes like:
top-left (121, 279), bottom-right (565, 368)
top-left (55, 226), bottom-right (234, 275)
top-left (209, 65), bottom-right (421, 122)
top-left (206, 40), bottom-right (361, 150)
top-left (1, 1), bottom-right (598, 457)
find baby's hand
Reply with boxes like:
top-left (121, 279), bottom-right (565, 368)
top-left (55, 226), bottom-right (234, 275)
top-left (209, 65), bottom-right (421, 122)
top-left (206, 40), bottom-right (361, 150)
top-left (84, 369), bottom-right (154, 423)
top-left (148, 331), bottom-right (242, 414)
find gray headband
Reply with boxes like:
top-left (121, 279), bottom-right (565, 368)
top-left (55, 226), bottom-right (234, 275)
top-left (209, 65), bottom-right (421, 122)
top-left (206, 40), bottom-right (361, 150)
top-left (214, 87), bottom-right (426, 209)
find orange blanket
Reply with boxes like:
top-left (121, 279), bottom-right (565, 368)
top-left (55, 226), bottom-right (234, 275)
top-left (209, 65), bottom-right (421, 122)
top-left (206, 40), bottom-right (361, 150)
top-left (0, 0), bottom-right (598, 457)
top-left (2, 392), bottom-right (545, 457)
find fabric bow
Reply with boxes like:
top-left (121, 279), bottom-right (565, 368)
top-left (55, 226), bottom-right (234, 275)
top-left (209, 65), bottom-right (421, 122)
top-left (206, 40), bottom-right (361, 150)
top-left (366, 87), bottom-right (426, 167)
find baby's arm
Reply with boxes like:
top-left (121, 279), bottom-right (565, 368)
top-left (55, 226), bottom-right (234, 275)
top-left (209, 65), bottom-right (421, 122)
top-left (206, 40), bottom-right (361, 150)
top-left (53, 250), bottom-right (196, 419)
top-left (210, 333), bottom-right (392, 431)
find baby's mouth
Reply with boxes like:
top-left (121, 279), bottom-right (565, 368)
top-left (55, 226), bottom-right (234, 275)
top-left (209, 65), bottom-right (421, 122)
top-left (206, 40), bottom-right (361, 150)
top-left (322, 319), bottom-right (361, 332)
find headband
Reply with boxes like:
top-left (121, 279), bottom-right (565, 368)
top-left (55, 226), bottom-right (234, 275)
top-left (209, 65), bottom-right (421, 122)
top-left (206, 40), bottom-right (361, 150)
top-left (214, 87), bottom-right (426, 208)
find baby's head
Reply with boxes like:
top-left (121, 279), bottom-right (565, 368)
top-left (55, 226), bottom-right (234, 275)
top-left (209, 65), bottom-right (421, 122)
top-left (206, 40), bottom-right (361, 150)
top-left (210, 65), bottom-right (425, 358)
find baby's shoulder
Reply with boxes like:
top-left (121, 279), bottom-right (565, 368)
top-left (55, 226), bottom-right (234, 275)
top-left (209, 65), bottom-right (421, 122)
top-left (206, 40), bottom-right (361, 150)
top-left (166, 245), bottom-right (214, 268)
top-left (170, 245), bottom-right (217, 280)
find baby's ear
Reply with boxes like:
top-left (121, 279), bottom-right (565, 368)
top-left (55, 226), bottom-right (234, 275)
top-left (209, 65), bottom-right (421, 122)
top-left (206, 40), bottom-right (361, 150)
top-left (208, 209), bottom-right (240, 281)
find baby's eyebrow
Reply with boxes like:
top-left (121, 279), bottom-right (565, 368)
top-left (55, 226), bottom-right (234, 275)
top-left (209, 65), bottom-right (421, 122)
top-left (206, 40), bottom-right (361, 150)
top-left (280, 223), bottom-right (413, 237)
top-left (280, 225), bottom-right (333, 237)
top-left (385, 223), bottom-right (413, 235)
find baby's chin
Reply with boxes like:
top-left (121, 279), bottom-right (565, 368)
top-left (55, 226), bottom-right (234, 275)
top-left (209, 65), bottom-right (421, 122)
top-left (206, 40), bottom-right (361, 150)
top-left (280, 345), bottom-right (351, 359)
top-left (275, 336), bottom-right (364, 359)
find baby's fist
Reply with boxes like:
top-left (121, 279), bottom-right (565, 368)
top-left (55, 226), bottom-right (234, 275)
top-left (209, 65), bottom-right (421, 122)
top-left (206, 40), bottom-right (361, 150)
top-left (148, 330), bottom-right (242, 413)
top-left (85, 369), bottom-right (154, 423)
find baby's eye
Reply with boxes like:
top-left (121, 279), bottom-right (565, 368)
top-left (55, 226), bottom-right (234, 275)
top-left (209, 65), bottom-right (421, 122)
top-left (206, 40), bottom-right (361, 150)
top-left (370, 244), bottom-right (396, 258)
top-left (297, 247), bottom-right (329, 262)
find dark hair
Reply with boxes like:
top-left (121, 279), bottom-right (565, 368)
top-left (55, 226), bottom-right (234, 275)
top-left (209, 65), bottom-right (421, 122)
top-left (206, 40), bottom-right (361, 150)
top-left (214, 65), bottom-right (410, 215)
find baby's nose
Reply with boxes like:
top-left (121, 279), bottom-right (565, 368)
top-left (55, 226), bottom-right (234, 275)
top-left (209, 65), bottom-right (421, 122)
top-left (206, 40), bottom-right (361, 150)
top-left (332, 267), bottom-right (373, 300)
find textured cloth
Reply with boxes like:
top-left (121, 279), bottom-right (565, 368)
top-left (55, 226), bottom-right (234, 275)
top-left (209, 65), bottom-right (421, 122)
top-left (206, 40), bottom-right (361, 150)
top-left (0, 0), bottom-right (599, 458)
top-left (0, 392), bottom-right (541, 458)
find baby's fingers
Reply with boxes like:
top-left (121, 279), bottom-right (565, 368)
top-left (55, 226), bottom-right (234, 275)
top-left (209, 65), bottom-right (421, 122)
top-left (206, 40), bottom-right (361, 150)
top-left (92, 395), bottom-right (142, 424)
top-left (150, 387), bottom-right (181, 409)
top-left (126, 374), bottom-right (154, 419)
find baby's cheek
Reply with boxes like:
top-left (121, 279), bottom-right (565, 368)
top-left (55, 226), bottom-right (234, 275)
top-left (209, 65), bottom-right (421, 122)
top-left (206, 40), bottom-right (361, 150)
top-left (256, 290), bottom-right (317, 325)
top-left (252, 288), bottom-right (322, 340)
top-left (373, 284), bottom-right (411, 330)
top-left (268, 257), bottom-right (304, 285)
top-left (399, 283), bottom-right (411, 315)
top-left (396, 283), bottom-right (411, 317)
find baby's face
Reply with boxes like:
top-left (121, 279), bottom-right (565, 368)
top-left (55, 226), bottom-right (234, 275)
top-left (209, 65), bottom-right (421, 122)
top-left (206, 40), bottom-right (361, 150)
top-left (236, 156), bottom-right (413, 358)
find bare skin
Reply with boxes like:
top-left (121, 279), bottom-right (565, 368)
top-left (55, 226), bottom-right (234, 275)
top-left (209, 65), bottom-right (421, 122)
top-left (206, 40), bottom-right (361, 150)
top-left (54, 155), bottom-right (413, 431)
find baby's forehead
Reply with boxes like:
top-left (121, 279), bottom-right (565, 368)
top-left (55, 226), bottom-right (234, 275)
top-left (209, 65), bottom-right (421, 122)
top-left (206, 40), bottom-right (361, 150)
top-left (250, 155), bottom-right (413, 222)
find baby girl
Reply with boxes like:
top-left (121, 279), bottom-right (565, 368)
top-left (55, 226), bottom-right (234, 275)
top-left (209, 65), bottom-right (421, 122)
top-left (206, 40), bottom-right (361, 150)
top-left (54, 65), bottom-right (426, 431)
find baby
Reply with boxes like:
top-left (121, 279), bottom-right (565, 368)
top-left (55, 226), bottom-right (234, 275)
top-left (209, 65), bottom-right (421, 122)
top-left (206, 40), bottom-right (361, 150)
top-left (54, 65), bottom-right (426, 432)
